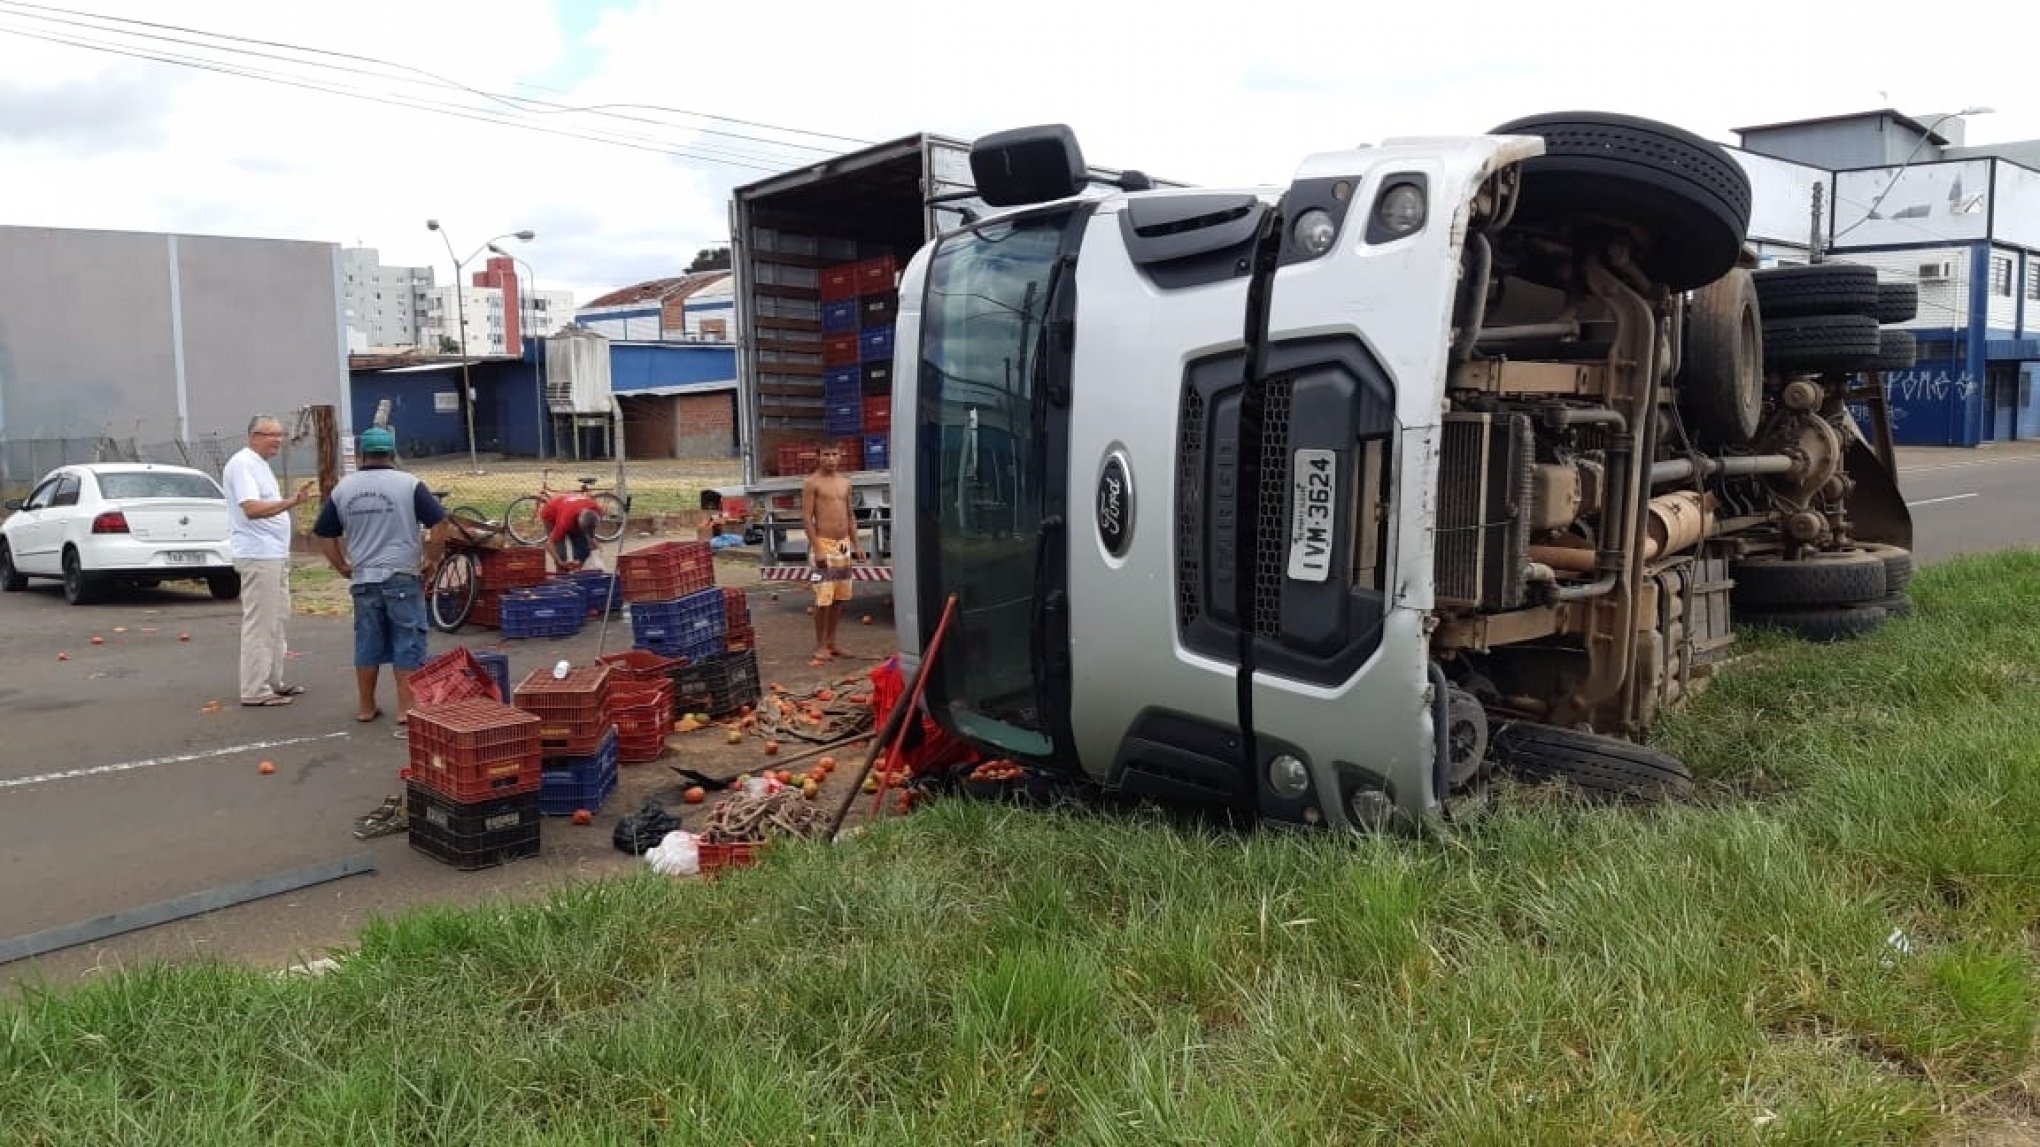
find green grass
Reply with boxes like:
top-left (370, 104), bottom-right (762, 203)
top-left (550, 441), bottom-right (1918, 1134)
top-left (9, 552), bottom-right (2040, 1143)
top-left (405, 457), bottom-right (741, 526)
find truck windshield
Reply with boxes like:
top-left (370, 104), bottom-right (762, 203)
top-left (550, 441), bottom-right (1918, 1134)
top-left (917, 213), bottom-right (1071, 757)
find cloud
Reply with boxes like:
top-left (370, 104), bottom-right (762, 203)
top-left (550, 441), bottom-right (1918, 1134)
top-left (0, 70), bottom-right (168, 151)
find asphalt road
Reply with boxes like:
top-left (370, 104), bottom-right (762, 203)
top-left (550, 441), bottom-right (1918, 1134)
top-left (0, 564), bottom-right (881, 988)
top-left (1893, 443), bottom-right (2040, 563)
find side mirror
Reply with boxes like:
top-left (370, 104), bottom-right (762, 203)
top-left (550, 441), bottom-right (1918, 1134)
top-left (970, 124), bottom-right (1087, 207)
top-left (2, 499), bottom-right (21, 512)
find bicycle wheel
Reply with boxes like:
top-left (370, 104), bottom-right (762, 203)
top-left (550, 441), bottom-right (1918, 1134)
top-left (503, 496), bottom-right (546, 546)
top-left (428, 549), bottom-right (479, 632)
top-left (591, 492), bottom-right (629, 543)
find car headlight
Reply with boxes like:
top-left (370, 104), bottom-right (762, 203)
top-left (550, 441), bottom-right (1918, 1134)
top-left (1292, 209), bottom-right (1338, 257)
top-left (1268, 754), bottom-right (1311, 799)
top-left (1368, 179), bottom-right (1427, 242)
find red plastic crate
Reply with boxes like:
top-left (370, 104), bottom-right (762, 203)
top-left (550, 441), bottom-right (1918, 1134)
top-left (720, 587), bottom-right (751, 630)
top-left (834, 437), bottom-right (864, 471)
top-left (822, 332), bottom-right (860, 366)
top-left (406, 699), bottom-right (543, 802)
top-left (857, 256), bottom-right (897, 294)
top-left (723, 622), bottom-right (755, 653)
top-left (513, 665), bottom-right (613, 756)
top-left (609, 679), bottom-right (673, 763)
top-left (597, 648), bottom-right (687, 683)
top-left (477, 546), bottom-right (550, 590)
top-left (411, 647), bottom-right (501, 706)
top-left (820, 261), bottom-right (860, 301)
top-left (470, 589), bottom-right (503, 629)
top-left (615, 541), bottom-right (715, 603)
top-left (698, 840), bottom-right (767, 875)
top-left (862, 395), bottom-right (891, 431)
top-left (774, 443), bottom-right (821, 477)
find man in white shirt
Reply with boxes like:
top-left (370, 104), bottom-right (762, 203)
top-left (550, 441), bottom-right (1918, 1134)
top-left (220, 414), bottom-right (316, 706)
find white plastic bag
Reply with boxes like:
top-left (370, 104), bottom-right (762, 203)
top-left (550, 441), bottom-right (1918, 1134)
top-left (645, 829), bottom-right (700, 876)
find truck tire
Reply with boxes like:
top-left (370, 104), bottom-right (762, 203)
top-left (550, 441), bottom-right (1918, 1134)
top-left (1730, 548), bottom-right (1886, 608)
top-left (1740, 603), bottom-right (1887, 642)
top-left (1873, 329), bottom-right (1917, 372)
top-left (1873, 281), bottom-right (1919, 324)
top-left (1859, 542), bottom-right (1914, 593)
top-left (1490, 722), bottom-right (1695, 803)
top-left (1489, 111), bottom-right (1751, 291)
top-left (1750, 263), bottom-right (1878, 319)
top-left (1762, 313), bottom-right (1880, 373)
top-left (1678, 269), bottom-right (1765, 445)
top-left (1873, 592), bottom-right (1913, 619)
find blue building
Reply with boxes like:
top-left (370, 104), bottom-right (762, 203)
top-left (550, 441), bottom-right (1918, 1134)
top-left (1737, 110), bottom-right (2040, 446)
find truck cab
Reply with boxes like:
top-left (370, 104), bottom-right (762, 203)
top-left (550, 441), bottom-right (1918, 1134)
top-left (890, 118), bottom-right (1914, 830)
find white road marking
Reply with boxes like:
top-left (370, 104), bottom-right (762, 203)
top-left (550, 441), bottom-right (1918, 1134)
top-left (1900, 456), bottom-right (2040, 476)
top-left (0, 732), bottom-right (353, 791)
top-left (1905, 493), bottom-right (1980, 508)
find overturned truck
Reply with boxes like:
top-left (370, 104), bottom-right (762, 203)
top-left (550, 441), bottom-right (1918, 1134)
top-left (888, 112), bottom-right (1915, 829)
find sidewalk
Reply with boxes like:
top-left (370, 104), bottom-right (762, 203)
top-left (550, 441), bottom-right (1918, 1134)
top-left (1894, 440), bottom-right (2040, 470)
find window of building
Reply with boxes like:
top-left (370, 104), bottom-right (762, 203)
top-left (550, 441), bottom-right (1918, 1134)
top-left (2028, 264), bottom-right (2040, 302)
top-left (1990, 255), bottom-right (2013, 297)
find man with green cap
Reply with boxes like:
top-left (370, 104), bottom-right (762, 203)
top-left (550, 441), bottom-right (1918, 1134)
top-left (312, 426), bottom-right (447, 731)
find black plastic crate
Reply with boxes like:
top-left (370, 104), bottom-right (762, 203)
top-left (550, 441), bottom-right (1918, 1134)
top-left (405, 783), bottom-right (542, 870)
top-left (667, 649), bottom-right (761, 718)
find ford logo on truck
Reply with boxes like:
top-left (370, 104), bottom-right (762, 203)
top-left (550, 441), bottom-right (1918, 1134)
top-left (1097, 454), bottom-right (1132, 557)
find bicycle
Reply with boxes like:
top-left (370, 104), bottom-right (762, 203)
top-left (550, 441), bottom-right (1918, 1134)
top-left (503, 469), bottom-right (628, 548)
top-left (424, 489), bottom-right (502, 633)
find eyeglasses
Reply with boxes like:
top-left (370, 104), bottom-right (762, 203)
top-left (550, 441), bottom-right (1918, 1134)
top-left (253, 431), bottom-right (284, 438)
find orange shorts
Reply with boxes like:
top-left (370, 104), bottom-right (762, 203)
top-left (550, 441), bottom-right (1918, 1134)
top-left (811, 537), bottom-right (854, 606)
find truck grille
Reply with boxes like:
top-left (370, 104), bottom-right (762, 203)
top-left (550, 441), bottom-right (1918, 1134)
top-left (1252, 379), bottom-right (1295, 636)
top-left (1176, 387), bottom-right (1205, 631)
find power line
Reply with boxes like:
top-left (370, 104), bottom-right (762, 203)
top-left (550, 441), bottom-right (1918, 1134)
top-left (0, 21), bottom-right (793, 171)
top-left (0, 0), bottom-right (874, 151)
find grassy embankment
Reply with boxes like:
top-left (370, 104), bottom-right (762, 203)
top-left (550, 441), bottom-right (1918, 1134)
top-left (7, 551), bottom-right (2040, 1143)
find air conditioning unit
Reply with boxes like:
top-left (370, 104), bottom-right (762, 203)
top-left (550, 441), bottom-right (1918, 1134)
top-left (1918, 260), bottom-right (1955, 281)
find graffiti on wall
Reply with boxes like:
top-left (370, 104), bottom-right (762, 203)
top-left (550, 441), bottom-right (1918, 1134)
top-left (1882, 370), bottom-right (1979, 405)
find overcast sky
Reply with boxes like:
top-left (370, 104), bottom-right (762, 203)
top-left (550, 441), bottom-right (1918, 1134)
top-left (0, 0), bottom-right (2031, 305)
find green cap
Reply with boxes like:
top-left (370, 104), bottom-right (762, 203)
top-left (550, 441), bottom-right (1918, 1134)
top-left (358, 426), bottom-right (396, 454)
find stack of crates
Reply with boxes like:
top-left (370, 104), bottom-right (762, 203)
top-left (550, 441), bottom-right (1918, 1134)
top-left (721, 587), bottom-right (754, 653)
top-left (500, 582), bottom-right (586, 640)
top-left (554, 568), bottom-right (620, 618)
top-left (597, 649), bottom-right (680, 764)
top-left (471, 546), bottom-right (550, 630)
top-left (405, 699), bottom-right (544, 869)
top-left (513, 665), bottom-right (621, 817)
top-left (617, 540), bottom-right (721, 662)
top-left (669, 648), bottom-right (761, 720)
top-left (812, 253), bottom-right (899, 457)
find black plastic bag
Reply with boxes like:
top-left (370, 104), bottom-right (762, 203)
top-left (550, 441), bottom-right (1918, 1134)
top-left (613, 801), bottom-right (681, 855)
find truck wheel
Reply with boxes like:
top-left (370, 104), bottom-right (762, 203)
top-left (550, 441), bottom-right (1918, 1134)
top-left (1740, 603), bottom-right (1887, 642)
top-left (1761, 313), bottom-right (1880, 373)
top-left (1679, 269), bottom-right (1765, 445)
top-left (1873, 281), bottom-right (1919, 324)
top-left (1490, 722), bottom-right (1695, 803)
top-left (1489, 111), bottom-right (1751, 291)
top-left (1730, 549), bottom-right (1886, 609)
top-left (1858, 542), bottom-right (1914, 593)
top-left (1873, 592), bottom-right (1913, 619)
top-left (1873, 329), bottom-right (1917, 372)
top-left (1750, 263), bottom-right (1878, 319)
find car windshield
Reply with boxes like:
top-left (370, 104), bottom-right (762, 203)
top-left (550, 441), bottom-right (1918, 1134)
top-left (916, 211), bottom-right (1072, 757)
top-left (96, 472), bottom-right (223, 500)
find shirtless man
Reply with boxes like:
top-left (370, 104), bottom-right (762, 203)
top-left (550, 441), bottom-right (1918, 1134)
top-left (801, 444), bottom-right (865, 665)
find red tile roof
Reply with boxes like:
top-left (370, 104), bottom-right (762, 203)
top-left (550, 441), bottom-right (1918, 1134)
top-left (582, 271), bottom-right (730, 310)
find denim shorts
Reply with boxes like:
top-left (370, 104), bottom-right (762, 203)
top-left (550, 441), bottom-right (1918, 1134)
top-left (350, 573), bottom-right (429, 669)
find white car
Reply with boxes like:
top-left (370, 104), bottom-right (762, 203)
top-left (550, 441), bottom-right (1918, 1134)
top-left (1, 463), bottom-right (240, 604)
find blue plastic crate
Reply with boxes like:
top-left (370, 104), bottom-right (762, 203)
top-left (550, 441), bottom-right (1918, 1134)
top-left (471, 649), bottom-right (511, 703)
top-left (558, 569), bottom-right (620, 616)
top-left (859, 326), bottom-right (894, 363)
top-left (820, 298), bottom-right (860, 332)
top-left (863, 433), bottom-right (889, 469)
top-left (635, 632), bottom-right (723, 664)
top-left (628, 588), bottom-right (725, 652)
top-left (501, 585), bottom-right (587, 639)
top-left (539, 726), bottom-right (619, 815)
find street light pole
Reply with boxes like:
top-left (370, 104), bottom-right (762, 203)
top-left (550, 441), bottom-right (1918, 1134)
top-left (425, 220), bottom-right (535, 473)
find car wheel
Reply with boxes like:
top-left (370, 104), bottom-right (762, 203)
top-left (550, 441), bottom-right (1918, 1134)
top-left (61, 547), bottom-right (101, 605)
top-left (1488, 111), bottom-right (1753, 291)
top-left (1679, 269), bottom-right (1765, 446)
top-left (0, 540), bottom-right (25, 592)
top-left (1730, 548), bottom-right (1887, 609)
top-left (1490, 721), bottom-right (1695, 803)
top-left (208, 571), bottom-right (242, 600)
top-left (1750, 263), bottom-right (1879, 319)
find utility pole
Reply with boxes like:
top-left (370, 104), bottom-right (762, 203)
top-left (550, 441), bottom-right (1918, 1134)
top-left (1808, 183), bottom-right (1825, 265)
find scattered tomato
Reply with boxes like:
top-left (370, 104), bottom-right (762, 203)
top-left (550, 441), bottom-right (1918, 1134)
top-left (725, 729), bottom-right (744, 745)
top-left (178, 633), bottom-right (191, 642)
top-left (258, 760), bottom-right (276, 775)
top-left (571, 809), bottom-right (593, 825)
top-left (861, 614), bottom-right (873, 625)
top-left (683, 786), bottom-right (707, 804)
top-left (763, 740), bottom-right (781, 755)
top-left (56, 652), bottom-right (69, 661)
top-left (90, 636), bottom-right (104, 645)
top-left (818, 755), bottom-right (837, 770)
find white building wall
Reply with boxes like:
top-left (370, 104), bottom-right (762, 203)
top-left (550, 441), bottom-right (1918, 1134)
top-left (420, 284), bottom-right (508, 355)
top-left (523, 289), bottom-right (576, 338)
top-left (1829, 247), bottom-right (1973, 330)
top-left (340, 248), bottom-right (433, 349)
